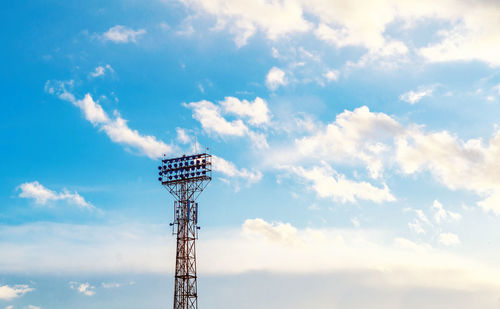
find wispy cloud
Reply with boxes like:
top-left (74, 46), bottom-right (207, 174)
top-left (101, 25), bottom-right (146, 43)
top-left (89, 64), bottom-right (113, 78)
top-left (45, 80), bottom-right (174, 159)
top-left (399, 85), bottom-right (436, 104)
top-left (0, 220), bottom-right (497, 293)
top-left (432, 200), bottom-right (462, 223)
top-left (69, 282), bottom-right (95, 296)
top-left (212, 155), bottom-right (262, 185)
top-left (18, 181), bottom-right (95, 210)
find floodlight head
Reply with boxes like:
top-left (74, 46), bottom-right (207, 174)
top-left (158, 152), bottom-right (212, 200)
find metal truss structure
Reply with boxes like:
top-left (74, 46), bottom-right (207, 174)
top-left (158, 153), bottom-right (212, 309)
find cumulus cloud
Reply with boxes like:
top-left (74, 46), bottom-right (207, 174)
top-left (89, 64), bottom-right (113, 78)
top-left (185, 98), bottom-right (270, 149)
top-left (290, 163), bottom-right (396, 203)
top-left (269, 104), bottom-right (500, 213)
top-left (181, 0), bottom-right (311, 46)
top-left (18, 181), bottom-right (94, 210)
top-left (45, 80), bottom-right (174, 159)
top-left (396, 127), bottom-right (500, 214)
top-left (69, 282), bottom-right (95, 296)
top-left (276, 106), bottom-right (402, 179)
top-left (25, 306), bottom-right (41, 309)
top-left (438, 233), bottom-right (461, 247)
top-left (0, 285), bottom-right (33, 300)
top-left (399, 85), bottom-right (435, 104)
top-left (219, 97), bottom-right (271, 126)
top-left (185, 100), bottom-right (248, 137)
top-left (180, 0), bottom-right (500, 66)
top-left (265, 67), bottom-right (287, 90)
top-left (101, 25), bottom-right (146, 43)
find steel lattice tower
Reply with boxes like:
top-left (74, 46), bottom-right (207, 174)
top-left (157, 153), bottom-right (212, 309)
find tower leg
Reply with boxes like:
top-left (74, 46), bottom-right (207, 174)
top-left (173, 199), bottom-right (198, 309)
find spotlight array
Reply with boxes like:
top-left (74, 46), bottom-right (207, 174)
top-left (158, 153), bottom-right (212, 185)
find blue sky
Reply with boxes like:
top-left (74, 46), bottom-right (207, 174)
top-left (2, 0), bottom-right (500, 308)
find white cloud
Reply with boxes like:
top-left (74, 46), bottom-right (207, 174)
top-left (69, 282), bottom-right (95, 296)
top-left (185, 100), bottom-right (248, 137)
top-left (18, 181), bottom-right (94, 210)
top-left (290, 163), bottom-right (395, 203)
top-left (0, 285), bottom-right (33, 300)
top-left (396, 128), bottom-right (500, 214)
top-left (405, 207), bottom-right (433, 235)
top-left (176, 127), bottom-right (191, 144)
top-left (267, 104), bottom-right (500, 214)
top-left (180, 0), bottom-right (500, 66)
top-left (414, 209), bottom-right (431, 225)
top-left (182, 0), bottom-right (311, 47)
top-left (45, 80), bottom-right (174, 159)
top-left (89, 64), bottom-right (113, 78)
top-left (265, 67), bottom-right (287, 90)
top-left (432, 200), bottom-right (462, 223)
top-left (1, 220), bottom-right (500, 295)
top-left (219, 96), bottom-right (271, 126)
top-left (323, 69), bottom-right (340, 82)
top-left (74, 93), bottom-right (109, 125)
top-left (277, 106), bottom-right (402, 179)
top-left (243, 218), bottom-right (301, 246)
top-left (408, 219), bottom-right (425, 234)
top-left (100, 113), bottom-right (172, 158)
top-left (101, 25), bottom-right (146, 43)
top-left (25, 306), bottom-right (40, 309)
top-left (48, 82), bottom-right (261, 185)
top-left (438, 233), bottom-right (461, 247)
top-left (185, 98), bottom-right (269, 149)
top-left (399, 85), bottom-right (435, 104)
top-left (212, 155), bottom-right (262, 184)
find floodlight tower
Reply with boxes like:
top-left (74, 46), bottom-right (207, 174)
top-left (157, 152), bottom-right (212, 309)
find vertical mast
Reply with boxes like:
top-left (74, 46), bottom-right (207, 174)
top-left (158, 153), bottom-right (212, 309)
